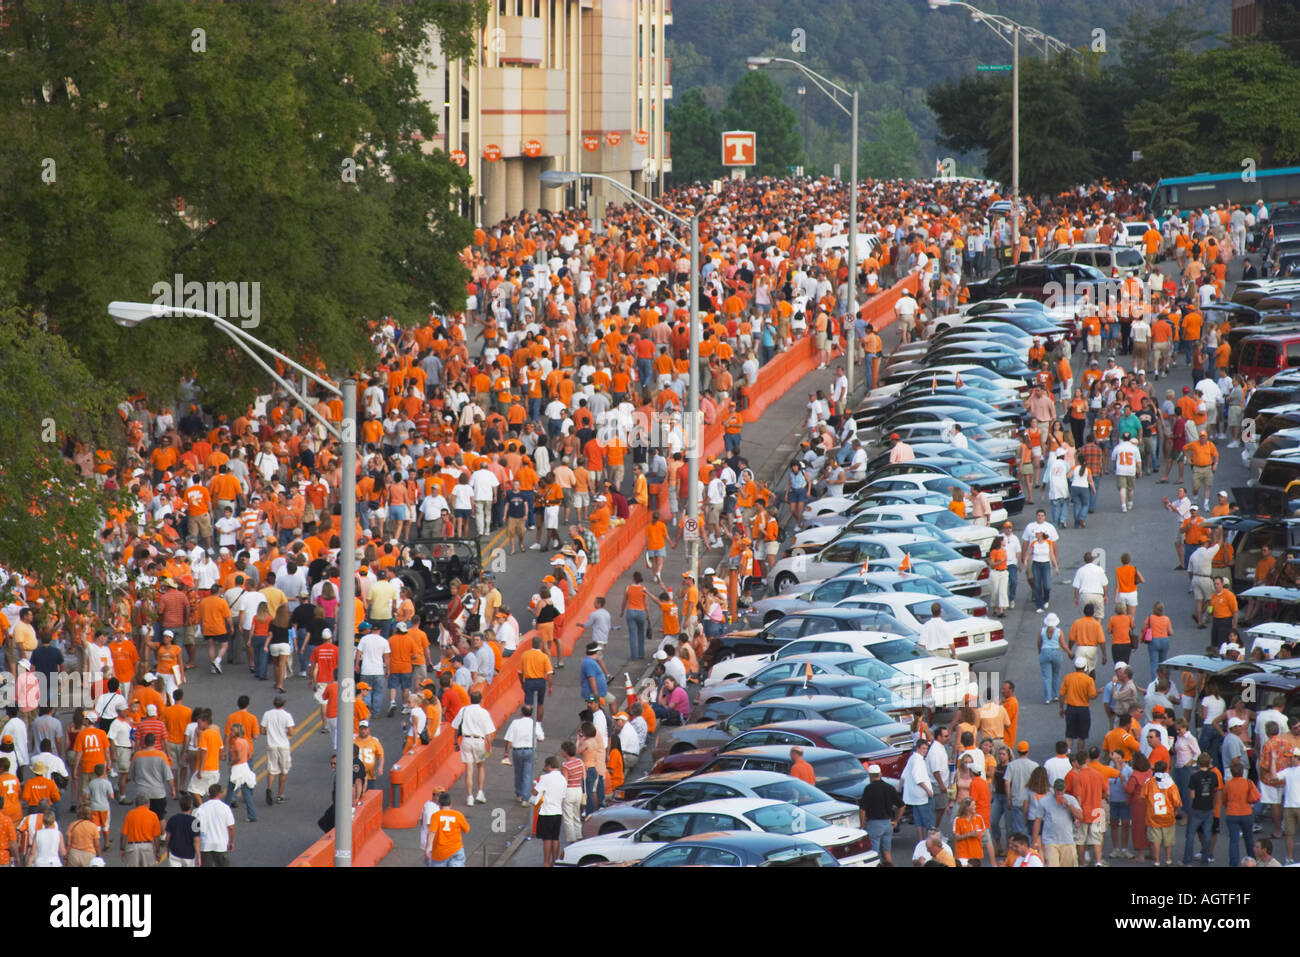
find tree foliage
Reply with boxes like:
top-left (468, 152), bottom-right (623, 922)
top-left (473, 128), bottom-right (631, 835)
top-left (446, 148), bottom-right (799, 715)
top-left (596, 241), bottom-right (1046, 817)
top-left (861, 110), bottom-right (921, 180)
top-left (719, 71), bottom-right (804, 177)
top-left (666, 88), bottom-right (722, 184)
top-left (0, 0), bottom-right (487, 412)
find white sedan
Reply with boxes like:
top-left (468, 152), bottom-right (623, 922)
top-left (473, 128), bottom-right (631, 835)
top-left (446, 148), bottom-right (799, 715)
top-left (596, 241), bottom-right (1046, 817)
top-left (835, 591), bottom-right (1007, 663)
top-left (556, 797), bottom-right (876, 866)
top-left (766, 533), bottom-right (985, 595)
top-left (792, 504), bottom-right (998, 556)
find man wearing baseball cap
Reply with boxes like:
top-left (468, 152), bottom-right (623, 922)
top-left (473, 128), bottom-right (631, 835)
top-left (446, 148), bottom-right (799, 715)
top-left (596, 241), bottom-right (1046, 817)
top-left (858, 762), bottom-right (905, 865)
top-left (888, 432), bottom-right (914, 464)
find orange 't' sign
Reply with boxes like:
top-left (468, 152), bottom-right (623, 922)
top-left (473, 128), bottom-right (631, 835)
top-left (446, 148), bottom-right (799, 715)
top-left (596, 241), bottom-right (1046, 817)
top-left (523, 139), bottom-right (543, 157)
top-left (483, 144), bottom-right (502, 162)
top-left (605, 131), bottom-right (622, 147)
top-left (721, 130), bottom-right (756, 167)
top-left (449, 149), bottom-right (467, 167)
top-left (582, 136), bottom-right (599, 152)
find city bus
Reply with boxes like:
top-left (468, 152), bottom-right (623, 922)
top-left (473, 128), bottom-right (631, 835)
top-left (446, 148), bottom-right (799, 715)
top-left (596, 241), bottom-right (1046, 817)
top-left (1151, 165), bottom-right (1300, 219)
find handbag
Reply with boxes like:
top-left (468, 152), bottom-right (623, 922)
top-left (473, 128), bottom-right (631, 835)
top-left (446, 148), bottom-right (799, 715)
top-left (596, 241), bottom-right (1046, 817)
top-left (1141, 617), bottom-right (1154, 643)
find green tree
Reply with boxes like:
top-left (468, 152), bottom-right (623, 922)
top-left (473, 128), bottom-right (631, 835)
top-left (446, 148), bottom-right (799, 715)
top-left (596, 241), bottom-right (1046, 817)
top-left (718, 71), bottom-right (803, 177)
top-left (665, 88), bottom-right (722, 184)
top-left (861, 109), bottom-right (921, 180)
top-left (0, 0), bottom-right (487, 412)
top-left (983, 61), bottom-right (1095, 197)
top-left (0, 305), bottom-right (123, 597)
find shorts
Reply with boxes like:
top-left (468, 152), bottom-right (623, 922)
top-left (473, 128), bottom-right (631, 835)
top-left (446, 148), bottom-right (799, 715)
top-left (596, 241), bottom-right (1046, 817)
top-left (1191, 575), bottom-right (1214, 602)
top-left (523, 677), bottom-right (548, 707)
top-left (1064, 705), bottom-right (1091, 739)
top-left (647, 548), bottom-right (665, 560)
top-left (866, 818), bottom-right (894, 856)
top-left (787, 488), bottom-right (808, 505)
top-left (182, 625), bottom-right (197, 646)
top-left (572, 492), bottom-right (589, 509)
top-left (765, 541), bottom-right (779, 558)
top-left (1147, 824), bottom-right (1175, 848)
top-left (1192, 465), bottom-right (1213, 488)
top-left (1021, 464), bottom-right (1035, 479)
top-left (190, 512), bottom-right (213, 539)
top-left (1115, 474), bottom-right (1135, 493)
top-left (388, 671), bottom-right (413, 693)
top-left (460, 736), bottom-right (487, 764)
top-left (267, 746), bottom-right (292, 775)
top-left (507, 517), bottom-right (526, 539)
top-left (536, 813), bottom-right (562, 841)
top-left (1117, 590), bottom-right (1137, 608)
top-left (92, 809), bottom-right (110, 833)
top-left (1203, 404), bottom-right (1218, 425)
top-left (1260, 782), bottom-right (1282, 805)
top-left (1086, 335), bottom-right (1101, 353)
top-left (204, 631), bottom-right (229, 644)
top-left (1074, 819), bottom-right (1105, 846)
top-left (1285, 806), bottom-right (1300, 835)
top-left (388, 504), bottom-right (408, 521)
top-left (268, 643), bottom-right (292, 657)
top-left (454, 507), bottom-right (472, 519)
top-left (544, 505), bottom-right (560, 530)
top-left (705, 504), bottom-right (723, 525)
top-left (1109, 800), bottom-right (1130, 822)
top-left (1228, 405), bottom-right (1243, 427)
top-left (815, 331), bottom-right (829, 351)
top-left (188, 768), bottom-right (220, 796)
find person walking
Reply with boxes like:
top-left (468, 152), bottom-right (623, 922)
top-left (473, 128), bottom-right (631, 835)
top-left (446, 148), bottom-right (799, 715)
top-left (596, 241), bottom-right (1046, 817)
top-left (451, 690), bottom-right (496, 806)
top-left (193, 783), bottom-right (236, 867)
top-left (1060, 657), bottom-right (1098, 754)
top-left (1037, 614), bottom-right (1068, 704)
top-left (422, 791), bottom-right (470, 867)
top-left (532, 755), bottom-right (566, 867)
top-left (164, 793), bottom-right (201, 867)
top-left (902, 739), bottom-right (935, 843)
top-left (501, 705), bottom-right (544, 806)
top-left (260, 696), bottom-right (295, 807)
top-left (1181, 752), bottom-right (1221, 867)
top-left (620, 572), bottom-right (650, 660)
top-left (858, 763), bottom-right (904, 866)
top-left (559, 741), bottom-right (586, 843)
top-left (1025, 529), bottom-right (1058, 614)
top-left (119, 794), bottom-right (161, 867)
top-left (225, 724), bottom-right (258, 823)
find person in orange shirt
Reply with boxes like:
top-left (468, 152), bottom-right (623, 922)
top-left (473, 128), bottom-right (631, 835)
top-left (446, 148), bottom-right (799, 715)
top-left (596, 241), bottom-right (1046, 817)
top-left (1141, 760), bottom-right (1182, 866)
top-left (620, 572), bottom-right (650, 660)
top-left (71, 717), bottom-right (111, 799)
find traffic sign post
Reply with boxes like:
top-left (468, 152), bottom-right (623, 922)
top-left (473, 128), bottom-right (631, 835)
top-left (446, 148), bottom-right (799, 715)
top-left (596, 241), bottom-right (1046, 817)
top-left (977, 63), bottom-right (1013, 71)
top-left (683, 517), bottom-right (700, 542)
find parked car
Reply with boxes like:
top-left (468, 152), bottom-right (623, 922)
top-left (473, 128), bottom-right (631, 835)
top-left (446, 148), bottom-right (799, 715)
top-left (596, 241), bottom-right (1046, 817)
top-left (1237, 333), bottom-right (1300, 381)
top-left (765, 533), bottom-right (985, 595)
top-left (793, 504), bottom-right (998, 556)
top-left (701, 675), bottom-right (914, 722)
top-left (700, 609), bottom-right (915, 670)
top-left (649, 720), bottom-right (912, 783)
top-left (580, 769), bottom-right (860, 839)
top-left (633, 830), bottom-right (841, 867)
top-left (834, 591), bottom-right (1007, 662)
top-left (742, 569), bottom-right (985, 627)
top-left (965, 261), bottom-right (1108, 308)
top-left (652, 694), bottom-right (915, 761)
top-left (694, 744), bottom-right (890, 802)
top-left (556, 797), bottom-right (875, 866)
top-left (1044, 243), bottom-right (1144, 279)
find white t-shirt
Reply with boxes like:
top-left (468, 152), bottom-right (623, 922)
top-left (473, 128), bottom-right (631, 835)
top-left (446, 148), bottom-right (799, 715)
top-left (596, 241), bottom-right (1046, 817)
top-left (261, 709), bottom-right (296, 749)
top-left (357, 633), bottom-right (391, 674)
top-left (1043, 755), bottom-right (1072, 787)
top-left (215, 516), bottom-right (242, 546)
top-left (1111, 440), bottom-right (1140, 476)
top-left (451, 484), bottom-right (474, 510)
top-left (194, 798), bottom-right (235, 852)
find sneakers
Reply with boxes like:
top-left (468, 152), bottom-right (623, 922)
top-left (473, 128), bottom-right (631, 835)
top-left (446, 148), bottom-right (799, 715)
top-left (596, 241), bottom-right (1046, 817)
top-left (475, 790), bottom-right (486, 803)
top-left (387, 703), bottom-right (397, 718)
top-left (1036, 607), bottom-right (1045, 614)
top-left (501, 757), bottom-right (512, 765)
top-left (276, 796), bottom-right (286, 804)
top-left (213, 661), bottom-right (223, 674)
top-left (529, 543), bottom-right (542, 550)
top-left (466, 794), bottom-right (475, 806)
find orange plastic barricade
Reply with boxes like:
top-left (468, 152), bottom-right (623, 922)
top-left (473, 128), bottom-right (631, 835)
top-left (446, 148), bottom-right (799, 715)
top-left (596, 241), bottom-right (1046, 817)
top-left (288, 789), bottom-right (393, 867)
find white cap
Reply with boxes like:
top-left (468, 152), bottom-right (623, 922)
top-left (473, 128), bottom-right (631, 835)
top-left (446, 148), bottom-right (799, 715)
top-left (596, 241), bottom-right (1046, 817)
top-left (143, 672), bottom-right (157, 682)
top-left (163, 629), bottom-right (175, 637)
top-left (654, 650), bottom-right (668, 660)
top-left (1074, 656), bottom-right (1088, 669)
top-left (867, 764), bottom-right (882, 775)
top-left (704, 567), bottom-right (716, 576)
top-left (1228, 716), bottom-right (1246, 728)
top-left (1043, 613), bottom-right (1060, 627)
top-left (146, 704), bottom-right (158, 716)
top-left (1217, 490), bottom-right (1228, 498)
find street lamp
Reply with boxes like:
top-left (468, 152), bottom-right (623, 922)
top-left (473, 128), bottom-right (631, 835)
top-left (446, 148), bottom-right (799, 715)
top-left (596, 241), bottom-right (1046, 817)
top-left (928, 0), bottom-right (1079, 265)
top-left (108, 299), bottom-right (361, 867)
top-left (746, 55), bottom-right (860, 400)
top-left (539, 171), bottom-right (712, 586)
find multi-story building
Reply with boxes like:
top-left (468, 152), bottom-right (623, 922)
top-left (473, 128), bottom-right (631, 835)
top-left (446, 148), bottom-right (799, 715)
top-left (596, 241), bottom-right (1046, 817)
top-left (416, 0), bottom-right (672, 226)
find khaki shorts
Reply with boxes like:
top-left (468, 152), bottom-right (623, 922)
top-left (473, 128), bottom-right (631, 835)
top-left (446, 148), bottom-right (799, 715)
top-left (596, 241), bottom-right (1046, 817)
top-left (190, 512), bottom-right (213, 540)
top-left (1074, 819), bottom-right (1106, 846)
top-left (1116, 474), bottom-right (1135, 493)
top-left (1192, 465), bottom-right (1213, 488)
top-left (267, 746), bottom-right (291, 775)
top-left (188, 768), bottom-right (220, 796)
top-left (1191, 575), bottom-right (1215, 602)
top-left (1285, 806), bottom-right (1300, 836)
top-left (815, 331), bottom-right (829, 351)
top-left (1044, 843), bottom-right (1078, 868)
top-left (1148, 824), bottom-right (1175, 848)
top-left (461, 735), bottom-right (488, 764)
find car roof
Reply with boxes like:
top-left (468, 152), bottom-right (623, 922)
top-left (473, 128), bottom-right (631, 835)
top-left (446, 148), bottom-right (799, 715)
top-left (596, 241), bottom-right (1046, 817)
top-left (842, 590), bottom-right (955, 607)
top-left (682, 769), bottom-right (805, 788)
top-left (770, 675), bottom-right (869, 688)
top-left (759, 694), bottom-right (875, 709)
top-left (656, 797), bottom-right (784, 815)
top-left (831, 532), bottom-right (930, 545)
top-left (664, 830), bottom-right (825, 851)
top-left (787, 607), bottom-right (902, 620)
top-left (859, 503), bottom-right (947, 515)
top-left (720, 745), bottom-right (856, 762)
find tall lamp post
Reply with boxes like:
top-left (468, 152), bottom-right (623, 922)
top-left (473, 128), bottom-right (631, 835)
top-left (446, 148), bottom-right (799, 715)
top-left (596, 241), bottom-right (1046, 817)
top-left (746, 56), bottom-right (859, 398)
top-left (539, 170), bottom-right (711, 584)
top-left (927, 0), bottom-right (1078, 265)
top-left (108, 300), bottom-right (361, 867)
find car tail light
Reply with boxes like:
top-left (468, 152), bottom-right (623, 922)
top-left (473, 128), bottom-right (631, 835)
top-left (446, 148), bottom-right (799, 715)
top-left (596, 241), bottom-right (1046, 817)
top-left (830, 834), bottom-right (872, 859)
top-left (991, 628), bottom-right (1005, 642)
top-left (953, 634), bottom-right (969, 649)
top-left (1112, 266), bottom-right (1119, 278)
top-left (971, 606), bottom-right (987, 617)
top-left (977, 566), bottom-right (989, 580)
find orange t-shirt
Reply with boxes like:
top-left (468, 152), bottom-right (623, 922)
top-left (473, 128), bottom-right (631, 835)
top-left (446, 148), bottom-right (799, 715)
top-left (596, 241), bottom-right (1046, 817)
top-left (122, 804), bottom-right (162, 843)
top-left (953, 814), bottom-right (987, 861)
top-left (646, 521), bottom-right (668, 551)
top-left (1142, 776), bottom-right (1181, 827)
top-left (74, 727), bottom-right (110, 774)
top-left (428, 808), bottom-right (470, 861)
top-left (198, 727), bottom-right (223, 772)
top-left (625, 583), bottom-right (647, 611)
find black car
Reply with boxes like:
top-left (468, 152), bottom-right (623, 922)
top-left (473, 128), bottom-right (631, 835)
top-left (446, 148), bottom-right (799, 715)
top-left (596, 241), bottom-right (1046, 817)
top-left (965, 262), bottom-right (1107, 306)
top-left (701, 607), bottom-right (915, 669)
top-left (920, 351), bottom-right (1036, 383)
top-left (1203, 487), bottom-right (1300, 592)
top-left (695, 745), bottom-right (877, 802)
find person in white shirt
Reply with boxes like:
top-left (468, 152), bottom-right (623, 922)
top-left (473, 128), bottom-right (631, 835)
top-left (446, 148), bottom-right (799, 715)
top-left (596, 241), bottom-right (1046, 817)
top-left (451, 691), bottom-right (497, 806)
top-left (494, 609), bottom-right (521, 655)
top-left (501, 705), bottom-right (545, 805)
top-left (1111, 431), bottom-right (1142, 512)
top-left (355, 628), bottom-right (390, 712)
top-left (1071, 553), bottom-right (1109, 618)
top-left (999, 521), bottom-right (1022, 610)
top-left (1043, 744), bottom-right (1073, 787)
top-left (106, 703), bottom-right (134, 784)
top-left (468, 465), bottom-right (500, 537)
top-left (193, 784), bottom-right (236, 864)
top-left (260, 697), bottom-right (296, 805)
top-left (918, 602), bottom-right (955, 658)
top-left (531, 756), bottom-right (567, 867)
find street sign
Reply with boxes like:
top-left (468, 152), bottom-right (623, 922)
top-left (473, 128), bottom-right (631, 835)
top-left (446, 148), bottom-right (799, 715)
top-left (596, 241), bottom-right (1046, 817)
top-left (634, 129), bottom-right (650, 146)
top-left (976, 64), bottom-right (1013, 72)
top-left (582, 135), bottom-right (599, 152)
top-left (522, 139), bottom-right (543, 157)
top-left (483, 144), bottom-right (502, 162)
top-left (683, 517), bottom-right (700, 542)
top-left (449, 149), bottom-right (467, 167)
top-left (721, 130), bottom-right (756, 167)
top-left (605, 131), bottom-right (622, 147)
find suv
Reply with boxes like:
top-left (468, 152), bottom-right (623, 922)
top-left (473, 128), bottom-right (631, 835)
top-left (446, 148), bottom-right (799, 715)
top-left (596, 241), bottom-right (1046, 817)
top-left (965, 262), bottom-right (1109, 306)
top-left (1044, 244), bottom-right (1144, 279)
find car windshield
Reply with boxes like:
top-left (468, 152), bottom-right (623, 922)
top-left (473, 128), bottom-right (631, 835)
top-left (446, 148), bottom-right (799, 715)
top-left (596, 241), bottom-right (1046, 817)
top-left (752, 778), bottom-right (827, 807)
top-left (867, 638), bottom-right (931, 664)
top-left (815, 756), bottom-right (870, 781)
top-left (824, 726), bottom-right (885, 753)
top-left (927, 511), bottom-right (965, 530)
top-left (908, 599), bottom-right (965, 622)
top-left (897, 577), bottom-right (947, 597)
top-left (839, 657), bottom-right (903, 682)
top-left (744, 803), bottom-right (827, 835)
top-left (901, 541), bottom-right (962, 562)
top-left (822, 702), bottom-right (881, 727)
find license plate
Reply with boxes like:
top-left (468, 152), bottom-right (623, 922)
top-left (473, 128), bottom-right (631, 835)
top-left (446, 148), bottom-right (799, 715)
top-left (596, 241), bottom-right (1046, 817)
top-left (973, 634), bottom-right (985, 643)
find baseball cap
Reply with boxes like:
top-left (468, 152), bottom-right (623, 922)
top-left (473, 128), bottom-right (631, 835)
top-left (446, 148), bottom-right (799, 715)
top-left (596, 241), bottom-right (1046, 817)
top-left (1218, 490), bottom-right (1228, 498)
top-left (614, 712), bottom-right (630, 721)
top-left (1017, 741), bottom-right (1029, 753)
top-left (1074, 656), bottom-right (1088, 669)
top-left (1002, 520), bottom-right (1013, 528)
top-left (889, 432), bottom-right (900, 440)
top-left (146, 704), bottom-right (158, 716)
top-left (162, 628), bottom-right (175, 638)
top-left (703, 567), bottom-right (715, 576)
top-left (143, 672), bottom-right (157, 682)
top-left (1190, 504), bottom-right (1199, 511)
top-left (359, 719), bottom-right (370, 727)
top-left (1052, 779), bottom-right (1067, 790)
top-left (356, 682), bottom-right (371, 691)
top-left (867, 764), bottom-right (882, 775)
top-left (1228, 716), bottom-right (1246, 728)
top-left (1183, 386), bottom-right (1191, 393)
top-left (322, 628), bottom-right (333, 639)
top-left (654, 650), bottom-right (668, 660)
top-left (395, 622), bottom-right (409, 632)
top-left (1152, 705), bottom-right (1166, 716)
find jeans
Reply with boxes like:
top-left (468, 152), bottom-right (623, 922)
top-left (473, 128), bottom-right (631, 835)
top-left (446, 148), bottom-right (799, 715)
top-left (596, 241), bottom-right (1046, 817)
top-left (1070, 486), bottom-right (1091, 524)
top-left (1005, 802), bottom-right (1027, 838)
top-left (1051, 497), bottom-right (1069, 527)
top-left (251, 635), bottom-right (268, 680)
top-left (360, 674), bottom-right (384, 711)
top-left (626, 609), bottom-right (648, 659)
top-left (1183, 807), bottom-right (1214, 864)
top-left (512, 749), bottom-right (535, 803)
top-left (230, 783), bottom-right (259, 822)
top-left (1227, 814), bottom-right (1254, 867)
top-left (1147, 637), bottom-right (1170, 679)
top-left (427, 848), bottom-right (466, 867)
top-left (1039, 648), bottom-right (1063, 703)
top-left (584, 766), bottom-right (605, 815)
top-left (1007, 564), bottom-right (1018, 605)
top-left (1031, 561), bottom-right (1052, 609)
top-left (1173, 766), bottom-right (1193, 818)
top-left (909, 798), bottom-right (935, 832)
top-left (990, 793), bottom-right (1007, 845)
